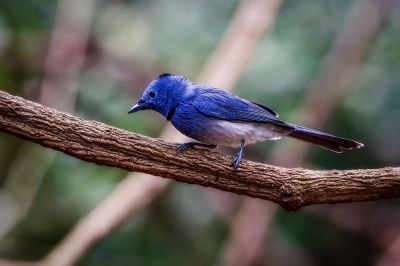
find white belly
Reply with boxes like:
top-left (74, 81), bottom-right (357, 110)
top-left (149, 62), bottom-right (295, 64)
top-left (202, 120), bottom-right (287, 147)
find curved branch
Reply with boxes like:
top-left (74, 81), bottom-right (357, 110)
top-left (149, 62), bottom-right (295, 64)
top-left (0, 90), bottom-right (399, 210)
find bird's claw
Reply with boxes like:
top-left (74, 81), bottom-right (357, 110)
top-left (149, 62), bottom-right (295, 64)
top-left (176, 142), bottom-right (194, 153)
top-left (231, 139), bottom-right (245, 171)
top-left (231, 155), bottom-right (241, 171)
top-left (176, 142), bottom-right (217, 153)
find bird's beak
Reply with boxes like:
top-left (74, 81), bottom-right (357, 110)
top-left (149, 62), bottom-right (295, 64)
top-left (128, 101), bottom-right (147, 114)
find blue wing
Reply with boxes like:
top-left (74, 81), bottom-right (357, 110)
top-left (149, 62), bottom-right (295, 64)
top-left (193, 88), bottom-right (290, 126)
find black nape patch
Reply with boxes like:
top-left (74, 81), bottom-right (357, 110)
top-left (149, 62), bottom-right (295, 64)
top-left (158, 73), bottom-right (173, 79)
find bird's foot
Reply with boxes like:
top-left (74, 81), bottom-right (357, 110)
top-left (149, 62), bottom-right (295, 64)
top-left (176, 142), bottom-right (217, 153)
top-left (230, 154), bottom-right (242, 171)
top-left (176, 142), bottom-right (195, 153)
top-left (231, 139), bottom-right (245, 171)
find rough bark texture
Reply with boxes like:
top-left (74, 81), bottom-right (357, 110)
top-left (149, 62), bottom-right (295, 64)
top-left (0, 91), bottom-right (399, 210)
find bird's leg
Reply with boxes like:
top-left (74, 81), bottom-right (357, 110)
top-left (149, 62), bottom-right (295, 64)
top-left (176, 141), bottom-right (217, 153)
top-left (231, 139), bottom-right (245, 171)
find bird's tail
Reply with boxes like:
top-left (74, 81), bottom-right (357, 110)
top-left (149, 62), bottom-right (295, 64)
top-left (286, 124), bottom-right (363, 153)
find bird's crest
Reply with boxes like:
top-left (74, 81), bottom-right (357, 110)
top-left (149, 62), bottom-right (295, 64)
top-left (158, 73), bottom-right (173, 79)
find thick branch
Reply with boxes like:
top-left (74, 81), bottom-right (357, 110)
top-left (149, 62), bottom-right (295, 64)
top-left (0, 90), bottom-right (399, 210)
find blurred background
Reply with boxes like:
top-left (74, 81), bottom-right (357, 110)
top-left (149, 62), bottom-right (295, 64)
top-left (0, 0), bottom-right (400, 265)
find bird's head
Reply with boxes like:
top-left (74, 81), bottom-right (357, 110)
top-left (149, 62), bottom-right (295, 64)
top-left (128, 73), bottom-right (189, 119)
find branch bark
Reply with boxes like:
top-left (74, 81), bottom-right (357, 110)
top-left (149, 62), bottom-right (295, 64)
top-left (1, 91), bottom-right (400, 211)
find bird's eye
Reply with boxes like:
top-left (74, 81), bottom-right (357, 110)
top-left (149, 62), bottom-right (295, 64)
top-left (149, 90), bottom-right (156, 98)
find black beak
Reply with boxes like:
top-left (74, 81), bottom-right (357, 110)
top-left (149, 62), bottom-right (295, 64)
top-left (128, 100), bottom-right (147, 114)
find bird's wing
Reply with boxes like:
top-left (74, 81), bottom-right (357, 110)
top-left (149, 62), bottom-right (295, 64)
top-left (193, 89), bottom-right (289, 125)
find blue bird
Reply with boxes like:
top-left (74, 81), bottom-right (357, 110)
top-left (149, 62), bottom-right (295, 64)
top-left (129, 74), bottom-right (363, 170)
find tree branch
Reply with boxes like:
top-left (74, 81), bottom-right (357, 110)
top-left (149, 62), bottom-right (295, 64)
top-left (0, 90), bottom-right (399, 210)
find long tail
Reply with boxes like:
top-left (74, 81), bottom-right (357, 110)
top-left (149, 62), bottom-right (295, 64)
top-left (286, 124), bottom-right (364, 153)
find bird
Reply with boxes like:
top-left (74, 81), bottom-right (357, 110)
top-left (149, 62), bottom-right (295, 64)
top-left (128, 73), bottom-right (363, 170)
